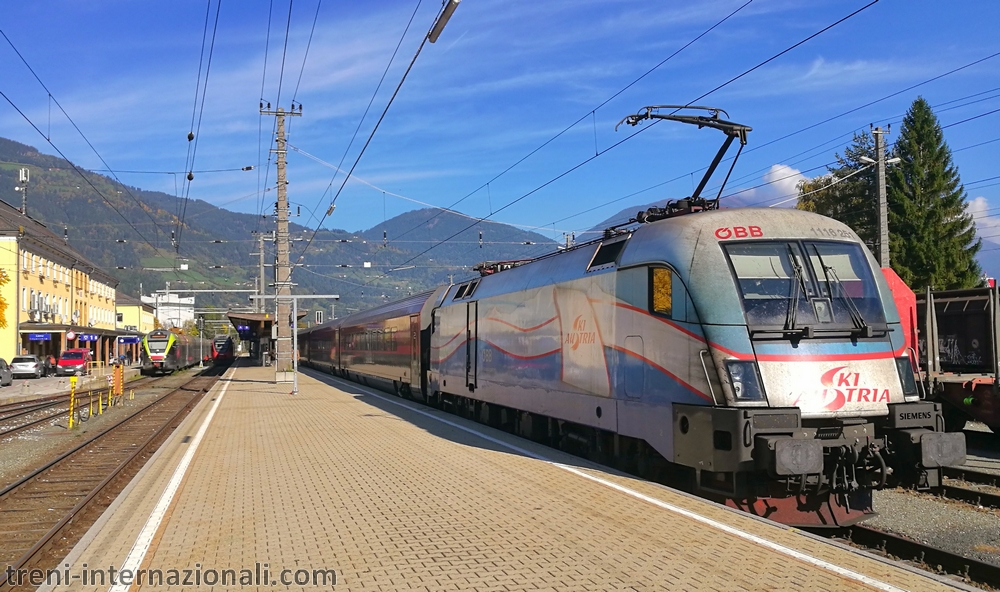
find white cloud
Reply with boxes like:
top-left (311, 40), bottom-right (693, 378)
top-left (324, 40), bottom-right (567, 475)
top-left (725, 164), bottom-right (809, 208)
top-left (969, 196), bottom-right (1000, 244)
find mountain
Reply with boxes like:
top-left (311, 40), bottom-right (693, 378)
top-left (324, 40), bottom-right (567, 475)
top-left (0, 137), bottom-right (557, 317)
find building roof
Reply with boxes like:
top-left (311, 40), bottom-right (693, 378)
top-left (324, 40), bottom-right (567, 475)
top-left (116, 291), bottom-right (155, 312)
top-left (0, 198), bottom-right (119, 286)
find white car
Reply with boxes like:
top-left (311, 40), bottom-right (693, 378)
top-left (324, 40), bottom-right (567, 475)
top-left (11, 355), bottom-right (44, 379)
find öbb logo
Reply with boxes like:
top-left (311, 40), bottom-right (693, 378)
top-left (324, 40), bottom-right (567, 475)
top-left (565, 315), bottom-right (597, 351)
top-left (791, 365), bottom-right (890, 411)
top-left (714, 226), bottom-right (763, 240)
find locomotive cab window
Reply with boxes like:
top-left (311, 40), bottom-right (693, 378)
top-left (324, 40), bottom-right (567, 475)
top-left (650, 268), bottom-right (673, 318)
top-left (588, 239), bottom-right (628, 270)
top-left (453, 280), bottom-right (480, 301)
top-left (724, 240), bottom-right (886, 334)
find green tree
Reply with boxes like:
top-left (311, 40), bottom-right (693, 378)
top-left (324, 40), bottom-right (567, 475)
top-left (797, 132), bottom-right (884, 248)
top-left (888, 97), bottom-right (981, 289)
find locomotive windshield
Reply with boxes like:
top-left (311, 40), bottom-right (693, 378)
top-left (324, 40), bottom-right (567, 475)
top-left (724, 240), bottom-right (885, 334)
top-left (147, 339), bottom-right (169, 353)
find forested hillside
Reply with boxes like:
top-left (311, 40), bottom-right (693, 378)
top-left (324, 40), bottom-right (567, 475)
top-left (0, 137), bottom-right (556, 318)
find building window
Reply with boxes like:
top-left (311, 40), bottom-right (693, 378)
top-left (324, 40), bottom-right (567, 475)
top-left (21, 288), bottom-right (26, 311)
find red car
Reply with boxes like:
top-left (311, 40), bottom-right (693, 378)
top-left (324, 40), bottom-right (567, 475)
top-left (56, 348), bottom-right (93, 376)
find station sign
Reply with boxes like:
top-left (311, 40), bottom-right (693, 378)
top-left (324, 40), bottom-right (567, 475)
top-left (78, 334), bottom-right (99, 342)
top-left (117, 336), bottom-right (141, 344)
top-left (27, 333), bottom-right (51, 341)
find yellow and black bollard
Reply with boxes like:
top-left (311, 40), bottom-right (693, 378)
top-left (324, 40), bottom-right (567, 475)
top-left (68, 376), bottom-right (78, 428)
top-left (68, 384), bottom-right (76, 429)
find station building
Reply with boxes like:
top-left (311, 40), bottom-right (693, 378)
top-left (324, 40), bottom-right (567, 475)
top-left (0, 200), bottom-right (123, 366)
top-left (115, 291), bottom-right (156, 362)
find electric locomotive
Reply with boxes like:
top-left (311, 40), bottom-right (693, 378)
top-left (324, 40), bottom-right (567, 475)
top-left (300, 107), bottom-right (966, 527)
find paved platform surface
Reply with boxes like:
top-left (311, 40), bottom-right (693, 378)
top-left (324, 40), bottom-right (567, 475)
top-left (38, 361), bottom-right (967, 591)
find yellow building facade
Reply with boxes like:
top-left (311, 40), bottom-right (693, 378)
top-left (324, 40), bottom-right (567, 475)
top-left (0, 201), bottom-right (120, 365)
top-left (115, 292), bottom-right (156, 335)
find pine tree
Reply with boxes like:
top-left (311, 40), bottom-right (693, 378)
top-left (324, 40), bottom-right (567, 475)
top-left (888, 97), bottom-right (981, 289)
top-left (797, 132), bottom-right (884, 248)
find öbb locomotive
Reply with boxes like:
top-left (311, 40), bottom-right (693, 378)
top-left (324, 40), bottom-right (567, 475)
top-left (140, 329), bottom-right (211, 375)
top-left (300, 207), bottom-right (968, 527)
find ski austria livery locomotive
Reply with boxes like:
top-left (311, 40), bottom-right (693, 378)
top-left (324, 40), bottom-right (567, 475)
top-left (300, 207), bottom-right (966, 527)
top-left (140, 329), bottom-right (210, 375)
top-left (300, 106), bottom-right (965, 527)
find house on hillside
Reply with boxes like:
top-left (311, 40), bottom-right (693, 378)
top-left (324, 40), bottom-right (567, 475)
top-left (0, 199), bottom-right (122, 366)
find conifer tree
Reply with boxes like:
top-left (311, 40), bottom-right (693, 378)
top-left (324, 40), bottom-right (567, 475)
top-left (888, 97), bottom-right (981, 289)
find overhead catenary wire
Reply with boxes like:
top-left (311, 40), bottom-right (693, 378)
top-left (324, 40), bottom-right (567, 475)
top-left (291, 0), bottom-right (322, 107)
top-left (176, 0), bottom-right (223, 253)
top-left (308, 0), bottom-right (424, 224)
top-left (548, 83), bottom-right (1000, 233)
top-left (336, 1), bottom-right (893, 301)
top-left (254, 0), bottom-right (276, 237)
top-left (291, 0), bottom-right (435, 278)
top-left (385, 0), bottom-right (756, 248)
top-left (0, 89), bottom-right (162, 253)
top-left (0, 27), bottom-right (168, 246)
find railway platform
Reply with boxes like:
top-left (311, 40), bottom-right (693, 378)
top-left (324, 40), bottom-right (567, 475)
top-left (0, 366), bottom-right (141, 405)
top-left (35, 361), bottom-right (971, 591)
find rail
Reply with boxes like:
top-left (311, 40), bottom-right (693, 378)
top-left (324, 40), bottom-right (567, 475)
top-left (0, 368), bottom-right (225, 590)
top-left (813, 525), bottom-right (1000, 586)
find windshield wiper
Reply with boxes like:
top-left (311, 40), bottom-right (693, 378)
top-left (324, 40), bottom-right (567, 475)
top-left (784, 245), bottom-right (813, 338)
top-left (811, 246), bottom-right (874, 337)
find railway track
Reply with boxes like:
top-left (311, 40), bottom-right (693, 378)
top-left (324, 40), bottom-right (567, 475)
top-left (0, 368), bottom-right (225, 591)
top-left (939, 466), bottom-right (1000, 510)
top-left (814, 525), bottom-right (1000, 588)
top-left (0, 377), bottom-right (159, 440)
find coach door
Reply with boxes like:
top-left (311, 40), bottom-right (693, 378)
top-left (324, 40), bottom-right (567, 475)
top-left (409, 315), bottom-right (420, 385)
top-left (466, 301), bottom-right (478, 391)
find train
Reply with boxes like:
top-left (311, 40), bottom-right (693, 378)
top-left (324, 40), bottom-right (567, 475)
top-left (140, 329), bottom-right (211, 375)
top-left (212, 335), bottom-right (236, 365)
top-left (299, 205), bottom-right (968, 528)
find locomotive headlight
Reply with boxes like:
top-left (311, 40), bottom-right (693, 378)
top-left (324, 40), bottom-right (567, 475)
top-left (895, 357), bottom-right (919, 401)
top-left (726, 361), bottom-right (765, 402)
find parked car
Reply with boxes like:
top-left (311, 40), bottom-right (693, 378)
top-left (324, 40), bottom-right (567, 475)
top-left (56, 349), bottom-right (92, 376)
top-left (11, 355), bottom-right (45, 379)
top-left (0, 359), bottom-right (12, 386)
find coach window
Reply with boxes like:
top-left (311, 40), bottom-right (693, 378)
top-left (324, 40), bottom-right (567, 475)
top-left (650, 268), bottom-right (673, 318)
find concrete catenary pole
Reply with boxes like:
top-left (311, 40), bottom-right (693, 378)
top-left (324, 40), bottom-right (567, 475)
top-left (261, 105), bottom-right (301, 379)
top-left (873, 126), bottom-right (889, 268)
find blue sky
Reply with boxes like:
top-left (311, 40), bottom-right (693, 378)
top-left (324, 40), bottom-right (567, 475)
top-left (2, 0), bottom-right (1000, 271)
